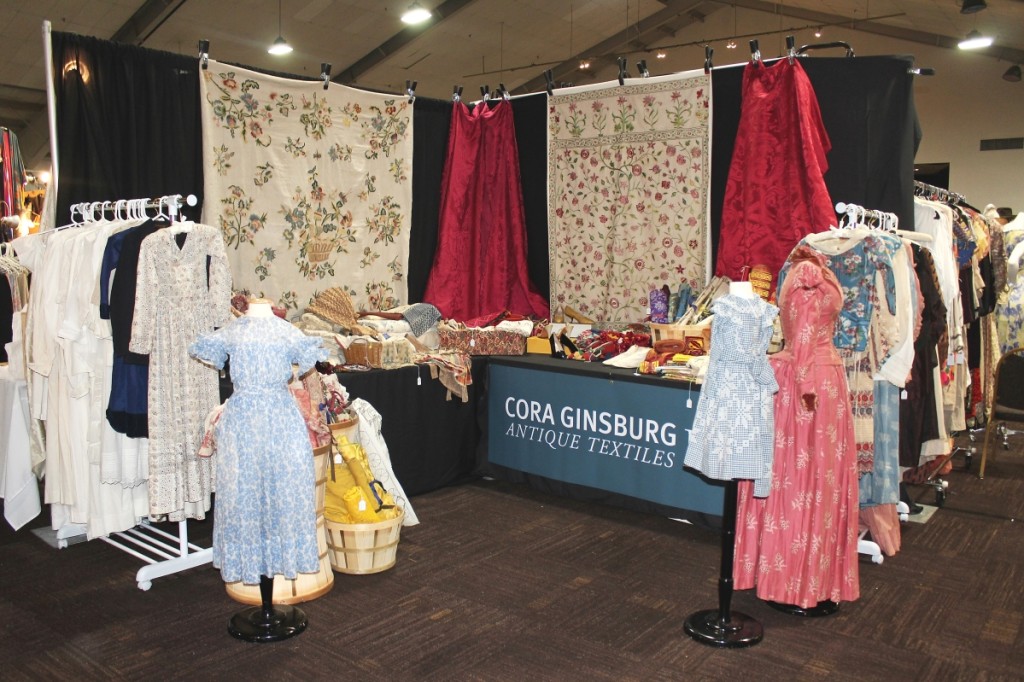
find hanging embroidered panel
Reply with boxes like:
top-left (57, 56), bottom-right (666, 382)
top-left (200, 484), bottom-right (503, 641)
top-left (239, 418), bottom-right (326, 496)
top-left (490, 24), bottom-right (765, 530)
top-left (547, 71), bottom-right (711, 323)
top-left (200, 60), bottom-right (412, 313)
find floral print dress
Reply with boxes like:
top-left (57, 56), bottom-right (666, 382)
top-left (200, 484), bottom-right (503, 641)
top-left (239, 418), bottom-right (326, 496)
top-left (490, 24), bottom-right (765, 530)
top-left (190, 314), bottom-right (327, 584)
top-left (997, 228), bottom-right (1024, 354)
top-left (734, 248), bottom-right (860, 608)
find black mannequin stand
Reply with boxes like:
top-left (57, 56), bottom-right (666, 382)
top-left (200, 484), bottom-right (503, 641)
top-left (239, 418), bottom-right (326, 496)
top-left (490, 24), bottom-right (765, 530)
top-left (228, 575), bottom-right (308, 643)
top-left (684, 480), bottom-right (763, 648)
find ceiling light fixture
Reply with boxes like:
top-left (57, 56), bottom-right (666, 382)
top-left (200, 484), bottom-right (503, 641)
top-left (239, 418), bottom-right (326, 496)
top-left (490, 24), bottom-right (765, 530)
top-left (655, 51), bottom-right (666, 59)
top-left (579, 60), bottom-right (590, 70)
top-left (960, 0), bottom-right (987, 15)
top-left (268, 0), bottom-right (292, 55)
top-left (401, 1), bottom-right (432, 25)
top-left (814, 27), bottom-right (823, 38)
top-left (726, 40), bottom-right (737, 49)
top-left (958, 30), bottom-right (993, 49)
top-left (1004, 64), bottom-right (1022, 82)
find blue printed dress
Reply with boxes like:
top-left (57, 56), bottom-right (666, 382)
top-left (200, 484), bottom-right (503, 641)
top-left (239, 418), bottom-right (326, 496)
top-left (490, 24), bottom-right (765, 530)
top-left (189, 314), bottom-right (327, 584)
top-left (683, 293), bottom-right (779, 496)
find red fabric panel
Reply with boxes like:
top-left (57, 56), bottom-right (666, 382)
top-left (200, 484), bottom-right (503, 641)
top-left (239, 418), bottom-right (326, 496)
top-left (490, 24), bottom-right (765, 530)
top-left (715, 59), bottom-right (835, 289)
top-left (424, 101), bottom-right (549, 321)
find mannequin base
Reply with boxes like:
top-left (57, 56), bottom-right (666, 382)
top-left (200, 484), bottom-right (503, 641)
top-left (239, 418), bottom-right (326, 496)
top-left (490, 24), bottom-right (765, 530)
top-left (684, 609), bottom-right (763, 648)
top-left (767, 600), bottom-right (839, 617)
top-left (228, 604), bottom-right (308, 643)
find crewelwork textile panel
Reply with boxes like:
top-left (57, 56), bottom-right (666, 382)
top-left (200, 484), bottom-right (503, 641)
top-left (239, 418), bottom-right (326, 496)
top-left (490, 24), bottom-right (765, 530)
top-left (200, 60), bottom-right (413, 312)
top-left (547, 71), bottom-right (711, 323)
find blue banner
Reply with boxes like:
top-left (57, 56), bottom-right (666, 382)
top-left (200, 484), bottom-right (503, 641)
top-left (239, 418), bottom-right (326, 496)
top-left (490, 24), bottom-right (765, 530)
top-left (487, 363), bottom-right (724, 515)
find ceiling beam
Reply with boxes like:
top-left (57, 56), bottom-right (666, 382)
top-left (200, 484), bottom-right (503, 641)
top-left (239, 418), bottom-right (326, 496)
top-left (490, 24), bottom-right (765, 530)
top-left (110, 0), bottom-right (190, 45)
top-left (727, 0), bottom-right (1024, 65)
top-left (514, 0), bottom-right (723, 94)
top-left (334, 0), bottom-right (479, 85)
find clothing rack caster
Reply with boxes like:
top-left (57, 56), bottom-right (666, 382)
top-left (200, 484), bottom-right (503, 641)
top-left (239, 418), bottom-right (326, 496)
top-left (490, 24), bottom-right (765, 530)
top-left (857, 527), bottom-right (884, 565)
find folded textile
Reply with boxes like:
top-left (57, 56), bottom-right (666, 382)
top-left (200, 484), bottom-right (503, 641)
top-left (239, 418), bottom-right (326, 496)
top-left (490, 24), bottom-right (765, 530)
top-left (396, 303), bottom-right (442, 337)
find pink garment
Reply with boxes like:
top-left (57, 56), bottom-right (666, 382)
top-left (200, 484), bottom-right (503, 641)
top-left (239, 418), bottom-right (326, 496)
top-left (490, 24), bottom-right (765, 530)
top-left (733, 248), bottom-right (860, 608)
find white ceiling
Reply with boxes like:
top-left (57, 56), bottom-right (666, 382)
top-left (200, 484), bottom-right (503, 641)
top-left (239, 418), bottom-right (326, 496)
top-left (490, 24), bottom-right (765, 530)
top-left (3, 0), bottom-right (1024, 170)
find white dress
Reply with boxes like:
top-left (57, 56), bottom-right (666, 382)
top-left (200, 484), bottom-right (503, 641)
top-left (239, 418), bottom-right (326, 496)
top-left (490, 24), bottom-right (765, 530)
top-left (130, 224), bottom-right (231, 520)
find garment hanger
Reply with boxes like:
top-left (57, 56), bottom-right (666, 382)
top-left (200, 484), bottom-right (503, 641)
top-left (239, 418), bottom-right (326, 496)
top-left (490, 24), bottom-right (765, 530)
top-left (168, 195), bottom-right (195, 235)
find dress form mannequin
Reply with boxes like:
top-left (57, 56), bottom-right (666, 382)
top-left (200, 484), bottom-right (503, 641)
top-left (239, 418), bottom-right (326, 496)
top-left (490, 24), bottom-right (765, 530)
top-left (729, 281), bottom-right (756, 298)
top-left (246, 298), bottom-right (274, 317)
top-left (227, 297), bottom-right (309, 643)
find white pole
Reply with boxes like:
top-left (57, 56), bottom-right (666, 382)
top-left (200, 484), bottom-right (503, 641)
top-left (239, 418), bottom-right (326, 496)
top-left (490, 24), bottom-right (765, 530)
top-left (41, 20), bottom-right (59, 231)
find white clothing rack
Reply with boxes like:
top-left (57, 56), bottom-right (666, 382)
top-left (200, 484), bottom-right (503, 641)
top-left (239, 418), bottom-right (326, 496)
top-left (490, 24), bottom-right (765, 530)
top-left (99, 520), bottom-right (212, 591)
top-left (53, 190), bottom-right (211, 590)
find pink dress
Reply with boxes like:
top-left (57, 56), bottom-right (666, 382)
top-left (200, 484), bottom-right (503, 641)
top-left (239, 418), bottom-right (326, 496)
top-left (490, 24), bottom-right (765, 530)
top-left (733, 248), bottom-right (860, 608)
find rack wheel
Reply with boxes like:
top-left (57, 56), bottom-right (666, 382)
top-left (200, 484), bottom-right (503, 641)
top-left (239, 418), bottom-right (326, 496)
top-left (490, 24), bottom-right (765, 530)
top-left (968, 432), bottom-right (975, 442)
top-left (935, 489), bottom-right (946, 507)
top-left (964, 451), bottom-right (973, 470)
top-left (138, 581), bottom-right (152, 591)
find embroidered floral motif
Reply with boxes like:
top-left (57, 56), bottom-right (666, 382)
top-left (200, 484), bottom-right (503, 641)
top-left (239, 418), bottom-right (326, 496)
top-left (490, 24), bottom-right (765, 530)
top-left (201, 60), bottom-right (412, 311)
top-left (548, 74), bottom-right (711, 322)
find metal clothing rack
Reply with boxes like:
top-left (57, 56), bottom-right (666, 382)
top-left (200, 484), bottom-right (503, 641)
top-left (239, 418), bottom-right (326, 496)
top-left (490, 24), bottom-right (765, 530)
top-left (99, 520), bottom-right (212, 591)
top-left (53, 191), bottom-right (211, 591)
top-left (914, 180), bottom-right (965, 206)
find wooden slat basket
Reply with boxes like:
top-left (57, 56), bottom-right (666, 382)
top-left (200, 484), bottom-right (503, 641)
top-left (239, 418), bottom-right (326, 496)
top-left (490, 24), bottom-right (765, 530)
top-left (326, 509), bottom-right (404, 575)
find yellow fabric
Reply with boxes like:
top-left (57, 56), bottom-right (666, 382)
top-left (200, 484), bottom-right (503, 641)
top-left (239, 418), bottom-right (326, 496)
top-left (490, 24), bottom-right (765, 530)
top-left (324, 435), bottom-right (402, 523)
top-left (324, 443), bottom-right (359, 522)
top-left (337, 435), bottom-right (397, 512)
top-left (343, 486), bottom-right (381, 523)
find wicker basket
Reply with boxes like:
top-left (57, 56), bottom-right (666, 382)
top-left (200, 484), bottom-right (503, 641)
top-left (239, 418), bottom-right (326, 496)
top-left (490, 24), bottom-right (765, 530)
top-left (225, 443), bottom-right (335, 605)
top-left (326, 510), bottom-right (404, 575)
top-left (307, 238), bottom-right (333, 263)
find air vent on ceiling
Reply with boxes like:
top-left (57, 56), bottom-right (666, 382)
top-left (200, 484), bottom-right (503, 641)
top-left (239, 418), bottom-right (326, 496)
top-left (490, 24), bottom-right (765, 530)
top-left (980, 137), bottom-right (1024, 151)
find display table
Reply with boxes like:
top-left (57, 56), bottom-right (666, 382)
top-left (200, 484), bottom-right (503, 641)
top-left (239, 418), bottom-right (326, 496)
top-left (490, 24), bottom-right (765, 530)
top-left (0, 365), bottom-right (39, 530)
top-left (482, 356), bottom-right (724, 524)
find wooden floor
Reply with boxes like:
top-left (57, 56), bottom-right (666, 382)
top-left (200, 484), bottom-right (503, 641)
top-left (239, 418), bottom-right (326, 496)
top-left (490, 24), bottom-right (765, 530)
top-left (2, 432), bottom-right (1023, 681)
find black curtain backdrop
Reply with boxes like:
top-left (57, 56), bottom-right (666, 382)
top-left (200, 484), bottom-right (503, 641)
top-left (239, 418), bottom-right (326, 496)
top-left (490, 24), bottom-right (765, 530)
top-left (407, 93), bottom-right (550, 305)
top-left (408, 96), bottom-right (453, 303)
top-left (710, 55), bottom-right (920, 267)
top-left (52, 32), bottom-right (204, 225)
top-left (509, 93), bottom-right (550, 302)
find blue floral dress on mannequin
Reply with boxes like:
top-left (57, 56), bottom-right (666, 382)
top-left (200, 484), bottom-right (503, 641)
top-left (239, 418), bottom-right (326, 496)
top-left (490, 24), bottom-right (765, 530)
top-left (189, 307), bottom-right (327, 584)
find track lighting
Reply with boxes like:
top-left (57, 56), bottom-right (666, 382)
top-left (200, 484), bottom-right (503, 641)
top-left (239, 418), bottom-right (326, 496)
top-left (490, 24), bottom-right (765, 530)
top-left (1004, 64), bottom-right (1022, 82)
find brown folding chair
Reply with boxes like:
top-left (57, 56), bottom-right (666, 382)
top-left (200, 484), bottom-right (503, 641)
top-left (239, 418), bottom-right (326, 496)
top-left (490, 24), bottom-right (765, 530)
top-left (980, 347), bottom-right (1024, 479)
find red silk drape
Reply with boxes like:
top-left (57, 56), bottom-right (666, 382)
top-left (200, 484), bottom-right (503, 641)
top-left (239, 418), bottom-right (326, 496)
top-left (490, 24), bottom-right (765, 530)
top-left (423, 100), bottom-right (549, 321)
top-left (715, 58), bottom-right (834, 290)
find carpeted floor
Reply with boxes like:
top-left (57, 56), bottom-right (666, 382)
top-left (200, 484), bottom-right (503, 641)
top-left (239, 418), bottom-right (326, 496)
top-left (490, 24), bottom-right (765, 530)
top-left (2, 433), bottom-right (1023, 681)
